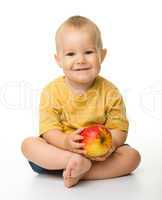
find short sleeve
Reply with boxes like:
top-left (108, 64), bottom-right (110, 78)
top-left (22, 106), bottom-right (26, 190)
top-left (39, 86), bottom-right (63, 136)
top-left (105, 89), bottom-right (129, 132)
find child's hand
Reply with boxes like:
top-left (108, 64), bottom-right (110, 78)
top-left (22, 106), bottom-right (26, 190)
top-left (90, 146), bottom-right (115, 161)
top-left (64, 128), bottom-right (86, 155)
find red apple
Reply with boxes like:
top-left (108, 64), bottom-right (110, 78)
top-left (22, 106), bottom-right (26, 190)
top-left (80, 124), bottom-right (112, 158)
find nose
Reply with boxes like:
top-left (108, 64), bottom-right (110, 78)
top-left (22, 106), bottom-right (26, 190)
top-left (76, 53), bottom-right (86, 64)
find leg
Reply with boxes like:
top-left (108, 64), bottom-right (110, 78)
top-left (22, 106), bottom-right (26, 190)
top-left (82, 145), bottom-right (141, 180)
top-left (21, 136), bottom-right (72, 169)
top-left (21, 136), bottom-right (91, 187)
top-left (61, 145), bottom-right (141, 187)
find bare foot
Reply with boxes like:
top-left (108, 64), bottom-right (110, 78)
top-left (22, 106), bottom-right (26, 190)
top-left (63, 154), bottom-right (91, 188)
top-left (63, 171), bottom-right (83, 188)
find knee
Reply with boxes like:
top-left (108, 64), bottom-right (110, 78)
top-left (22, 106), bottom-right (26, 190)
top-left (125, 147), bottom-right (141, 171)
top-left (21, 137), bottom-right (36, 155)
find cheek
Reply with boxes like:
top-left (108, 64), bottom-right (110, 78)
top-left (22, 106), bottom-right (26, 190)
top-left (62, 57), bottom-right (73, 69)
top-left (88, 55), bottom-right (100, 66)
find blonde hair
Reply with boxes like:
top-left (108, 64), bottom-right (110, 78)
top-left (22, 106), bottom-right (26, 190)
top-left (55, 15), bottom-right (103, 51)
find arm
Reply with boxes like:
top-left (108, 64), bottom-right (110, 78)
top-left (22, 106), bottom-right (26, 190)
top-left (42, 128), bottom-right (85, 154)
top-left (91, 88), bottom-right (129, 161)
top-left (42, 129), bottom-right (67, 150)
top-left (109, 129), bottom-right (128, 150)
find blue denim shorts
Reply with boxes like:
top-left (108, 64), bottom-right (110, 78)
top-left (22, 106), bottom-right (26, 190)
top-left (28, 161), bottom-right (63, 175)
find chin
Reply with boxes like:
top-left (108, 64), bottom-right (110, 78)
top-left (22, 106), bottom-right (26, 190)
top-left (73, 75), bottom-right (97, 84)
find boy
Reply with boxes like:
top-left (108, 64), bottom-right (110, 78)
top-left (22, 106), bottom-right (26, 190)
top-left (21, 16), bottom-right (141, 188)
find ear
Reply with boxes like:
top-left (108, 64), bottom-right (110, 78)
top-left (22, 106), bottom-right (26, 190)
top-left (100, 48), bottom-right (107, 63)
top-left (54, 54), bottom-right (62, 67)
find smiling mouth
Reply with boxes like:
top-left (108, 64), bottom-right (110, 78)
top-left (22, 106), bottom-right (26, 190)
top-left (73, 68), bottom-right (91, 71)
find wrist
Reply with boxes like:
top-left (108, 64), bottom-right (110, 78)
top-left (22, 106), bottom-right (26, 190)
top-left (112, 139), bottom-right (117, 150)
top-left (63, 134), bottom-right (70, 151)
top-left (111, 144), bottom-right (116, 153)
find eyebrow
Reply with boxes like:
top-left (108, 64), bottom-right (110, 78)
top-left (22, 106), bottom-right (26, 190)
top-left (63, 47), bottom-right (97, 52)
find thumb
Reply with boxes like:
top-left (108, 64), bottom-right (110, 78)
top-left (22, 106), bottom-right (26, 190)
top-left (73, 128), bottom-right (84, 135)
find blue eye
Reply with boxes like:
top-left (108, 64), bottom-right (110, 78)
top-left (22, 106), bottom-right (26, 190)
top-left (66, 52), bottom-right (75, 56)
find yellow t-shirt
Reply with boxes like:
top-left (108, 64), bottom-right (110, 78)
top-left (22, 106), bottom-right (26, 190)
top-left (39, 75), bottom-right (129, 136)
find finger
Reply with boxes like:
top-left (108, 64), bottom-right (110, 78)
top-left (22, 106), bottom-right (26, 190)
top-left (90, 157), bottom-right (97, 161)
top-left (72, 149), bottom-right (86, 155)
top-left (73, 128), bottom-right (84, 135)
top-left (90, 155), bottom-right (107, 161)
top-left (72, 134), bottom-right (84, 141)
top-left (105, 148), bottom-right (114, 157)
top-left (89, 156), bottom-right (101, 161)
top-left (77, 142), bottom-right (85, 148)
top-left (71, 141), bottom-right (85, 149)
top-left (95, 157), bottom-right (106, 161)
top-left (90, 158), bottom-right (103, 161)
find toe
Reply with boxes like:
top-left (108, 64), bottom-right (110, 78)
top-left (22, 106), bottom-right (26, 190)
top-left (63, 169), bottom-right (71, 178)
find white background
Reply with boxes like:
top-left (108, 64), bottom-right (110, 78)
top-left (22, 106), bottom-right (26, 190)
top-left (0, 0), bottom-right (162, 199)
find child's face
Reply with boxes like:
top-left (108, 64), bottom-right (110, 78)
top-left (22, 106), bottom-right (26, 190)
top-left (55, 26), bottom-right (106, 85)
